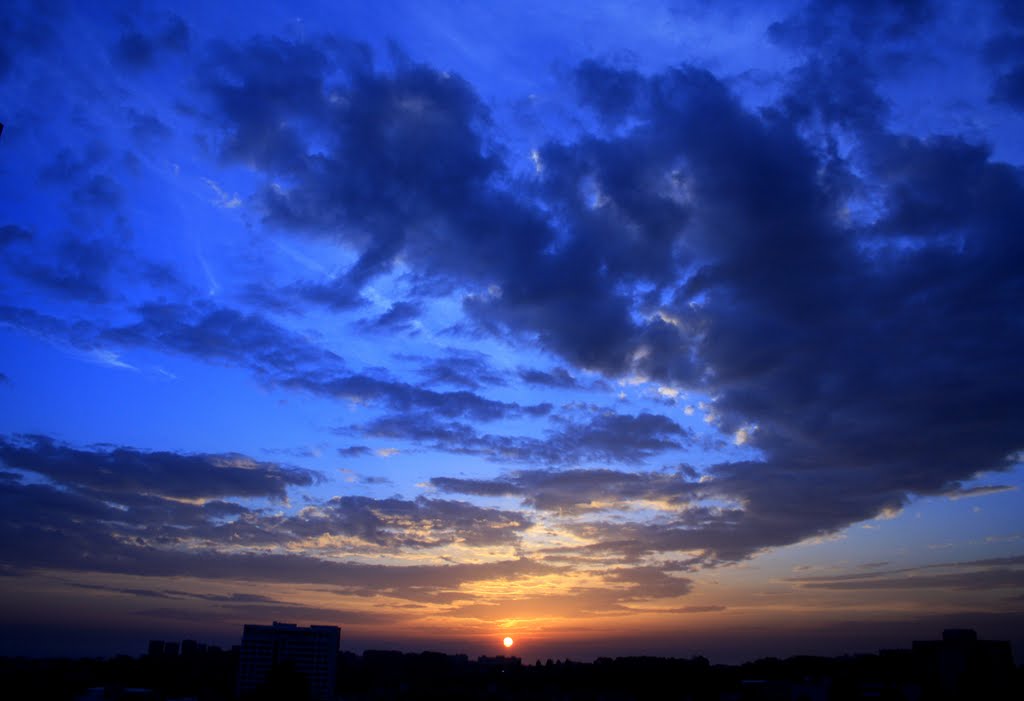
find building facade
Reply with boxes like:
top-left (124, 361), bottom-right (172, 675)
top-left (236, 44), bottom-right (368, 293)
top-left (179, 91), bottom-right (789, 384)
top-left (237, 622), bottom-right (340, 700)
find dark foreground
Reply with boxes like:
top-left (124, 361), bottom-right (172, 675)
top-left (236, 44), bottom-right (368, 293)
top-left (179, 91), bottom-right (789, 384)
top-left (1, 633), bottom-right (1020, 701)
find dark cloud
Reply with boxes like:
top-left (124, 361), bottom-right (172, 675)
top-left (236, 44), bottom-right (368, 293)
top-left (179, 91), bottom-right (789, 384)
top-left (430, 476), bottom-right (519, 498)
top-left (111, 16), bottom-right (190, 68)
top-left (70, 583), bottom-right (180, 599)
top-left (367, 410), bottom-right (692, 466)
top-left (238, 282), bottom-right (305, 315)
top-left (781, 53), bottom-right (889, 136)
top-left (0, 442), bottom-right (546, 605)
top-left (865, 134), bottom-right (1009, 236)
top-left (656, 605), bottom-right (726, 614)
top-left (292, 371), bottom-right (522, 420)
top-left (769, 0), bottom-right (935, 48)
top-left (992, 65), bottom-right (1024, 110)
top-left (574, 59), bottom-right (645, 126)
top-left (136, 261), bottom-right (181, 290)
top-left (221, 47), bottom-right (658, 380)
top-left (433, 466), bottom-right (697, 515)
top-left (18, 144), bottom-right (147, 303)
top-left (0, 2), bottom-right (58, 82)
top-left (197, 35), bottom-right (337, 172)
top-left (8, 27), bottom-right (1010, 574)
top-left (1, 299), bottom-right (527, 423)
top-left (8, 235), bottom-right (117, 303)
top-left (262, 444), bottom-right (326, 459)
top-left (604, 566), bottom-right (693, 600)
top-left (0, 225), bottom-right (32, 247)
top-left (942, 484), bottom-right (1017, 500)
top-left (557, 508), bottom-right (769, 565)
top-left (548, 412), bottom-right (692, 463)
top-left (983, 0), bottom-right (1024, 98)
top-left (357, 300), bottom-right (423, 333)
top-left (795, 568), bottom-right (1024, 592)
top-left (540, 60), bottom-right (1024, 561)
top-left (411, 349), bottom-right (507, 390)
top-left (103, 301), bottom-right (345, 377)
top-left (0, 471), bottom-right (550, 593)
top-left (194, 37), bottom-right (658, 378)
top-left (338, 445), bottom-right (373, 458)
top-left (281, 495), bottom-right (531, 549)
top-left (72, 174), bottom-right (121, 209)
top-left (159, 492), bottom-right (529, 552)
top-left (0, 305), bottom-right (97, 349)
top-left (999, 0), bottom-right (1024, 27)
top-left (113, 31), bottom-right (157, 67)
top-left (983, 31), bottom-right (1024, 66)
top-left (524, 402), bottom-right (555, 416)
top-left (37, 144), bottom-right (126, 222)
top-left (39, 145), bottom-right (107, 184)
top-left (166, 590), bottom-right (278, 604)
top-left (787, 555), bottom-right (1024, 586)
top-left (159, 16), bottom-right (190, 52)
top-left (518, 366), bottom-right (579, 389)
top-left (294, 278), bottom-right (366, 311)
top-left (0, 434), bottom-right (319, 500)
top-left (138, 602), bottom-right (396, 627)
top-left (67, 583), bottom-right (285, 605)
top-left (129, 110), bottom-right (172, 143)
top-left (124, 590), bottom-right (381, 630)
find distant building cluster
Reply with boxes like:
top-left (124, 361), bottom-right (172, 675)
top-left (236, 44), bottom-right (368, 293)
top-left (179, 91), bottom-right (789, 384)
top-left (147, 638), bottom-right (224, 658)
top-left (236, 622), bottom-right (340, 701)
top-left (908, 628), bottom-right (1014, 698)
top-left (10, 625), bottom-right (1011, 700)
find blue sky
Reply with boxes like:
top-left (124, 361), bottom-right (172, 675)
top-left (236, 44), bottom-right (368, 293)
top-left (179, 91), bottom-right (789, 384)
top-left (1, 0), bottom-right (1023, 661)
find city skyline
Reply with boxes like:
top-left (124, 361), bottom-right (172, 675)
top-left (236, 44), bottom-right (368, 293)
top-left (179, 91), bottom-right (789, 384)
top-left (1, 0), bottom-right (1023, 663)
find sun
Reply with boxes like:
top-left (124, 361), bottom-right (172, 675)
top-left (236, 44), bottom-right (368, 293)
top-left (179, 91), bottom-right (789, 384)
top-left (502, 636), bottom-right (514, 648)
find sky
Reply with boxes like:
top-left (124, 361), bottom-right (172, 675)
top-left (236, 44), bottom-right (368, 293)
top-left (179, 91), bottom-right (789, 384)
top-left (1, 0), bottom-right (1023, 664)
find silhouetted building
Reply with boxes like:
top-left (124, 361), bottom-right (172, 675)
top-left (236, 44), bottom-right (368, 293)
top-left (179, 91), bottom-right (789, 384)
top-left (912, 628), bottom-right (1014, 697)
top-left (236, 622), bottom-right (340, 701)
top-left (144, 640), bottom-right (179, 657)
top-left (181, 639), bottom-right (207, 656)
top-left (477, 655), bottom-right (521, 665)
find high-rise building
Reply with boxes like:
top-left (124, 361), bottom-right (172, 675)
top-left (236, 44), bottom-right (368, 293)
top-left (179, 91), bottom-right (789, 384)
top-left (912, 629), bottom-right (1014, 697)
top-left (237, 622), bottom-right (340, 700)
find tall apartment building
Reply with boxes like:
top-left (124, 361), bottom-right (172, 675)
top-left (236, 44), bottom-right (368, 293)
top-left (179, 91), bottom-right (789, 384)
top-left (237, 622), bottom-right (340, 700)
